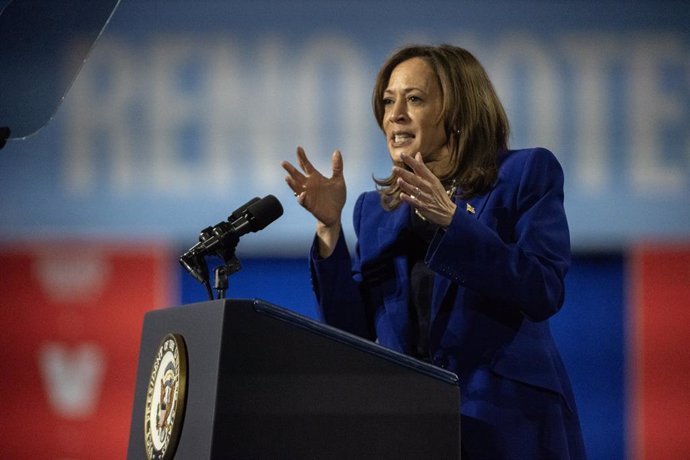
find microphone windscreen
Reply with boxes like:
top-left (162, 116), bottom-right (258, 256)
top-left (247, 194), bottom-right (283, 231)
top-left (228, 196), bottom-right (260, 221)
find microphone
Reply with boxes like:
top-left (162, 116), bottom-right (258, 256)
top-left (226, 194), bottom-right (284, 236)
top-left (180, 194), bottom-right (283, 283)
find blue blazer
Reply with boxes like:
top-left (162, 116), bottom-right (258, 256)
top-left (310, 148), bottom-right (586, 459)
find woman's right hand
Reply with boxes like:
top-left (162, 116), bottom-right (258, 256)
top-left (281, 147), bottom-right (346, 257)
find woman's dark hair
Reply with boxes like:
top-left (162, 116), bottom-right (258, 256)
top-left (372, 44), bottom-right (510, 209)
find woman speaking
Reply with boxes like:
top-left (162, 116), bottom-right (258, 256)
top-left (282, 44), bottom-right (586, 459)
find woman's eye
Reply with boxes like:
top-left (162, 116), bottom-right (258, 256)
top-left (408, 96), bottom-right (421, 103)
top-left (382, 98), bottom-right (394, 106)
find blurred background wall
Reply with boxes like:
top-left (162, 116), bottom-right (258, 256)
top-left (0, 0), bottom-right (688, 458)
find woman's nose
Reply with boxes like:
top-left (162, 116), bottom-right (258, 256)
top-left (388, 100), bottom-right (407, 123)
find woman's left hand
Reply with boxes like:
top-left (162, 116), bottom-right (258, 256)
top-left (393, 152), bottom-right (457, 228)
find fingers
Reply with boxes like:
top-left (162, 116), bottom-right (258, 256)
top-left (392, 164), bottom-right (428, 198)
top-left (393, 166), bottom-right (423, 190)
top-left (388, 152), bottom-right (457, 227)
top-left (331, 150), bottom-right (343, 178)
top-left (283, 146), bottom-right (317, 196)
top-left (400, 152), bottom-right (435, 180)
top-left (297, 146), bottom-right (316, 174)
top-left (281, 160), bottom-right (306, 196)
top-left (396, 175), bottom-right (423, 200)
top-left (281, 160), bottom-right (304, 180)
top-left (284, 175), bottom-right (305, 197)
top-left (395, 153), bottom-right (425, 181)
top-left (283, 146), bottom-right (344, 200)
top-left (394, 152), bottom-right (448, 192)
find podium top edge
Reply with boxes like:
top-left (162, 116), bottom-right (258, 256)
top-left (161, 299), bottom-right (460, 386)
top-left (249, 298), bottom-right (460, 386)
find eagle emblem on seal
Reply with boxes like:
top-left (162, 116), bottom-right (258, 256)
top-left (144, 334), bottom-right (187, 460)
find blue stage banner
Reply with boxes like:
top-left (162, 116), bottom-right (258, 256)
top-left (1, 0), bottom-right (688, 254)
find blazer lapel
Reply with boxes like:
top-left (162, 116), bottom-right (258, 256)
top-left (376, 202), bottom-right (410, 251)
top-left (374, 203), bottom-right (413, 351)
top-left (430, 189), bottom-right (495, 325)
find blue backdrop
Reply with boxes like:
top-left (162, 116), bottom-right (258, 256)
top-left (1, 0), bottom-right (688, 253)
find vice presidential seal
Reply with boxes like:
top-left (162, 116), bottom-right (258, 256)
top-left (144, 333), bottom-right (188, 460)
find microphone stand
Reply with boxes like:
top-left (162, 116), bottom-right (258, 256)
top-left (181, 224), bottom-right (244, 301)
top-left (210, 226), bottom-right (243, 300)
top-left (213, 254), bottom-right (241, 300)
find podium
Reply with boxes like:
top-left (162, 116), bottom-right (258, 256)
top-left (127, 299), bottom-right (460, 459)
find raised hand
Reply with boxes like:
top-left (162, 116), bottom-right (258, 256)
top-left (281, 146), bottom-right (347, 228)
top-left (394, 152), bottom-right (457, 228)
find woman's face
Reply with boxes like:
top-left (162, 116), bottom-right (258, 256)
top-left (382, 57), bottom-right (450, 174)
